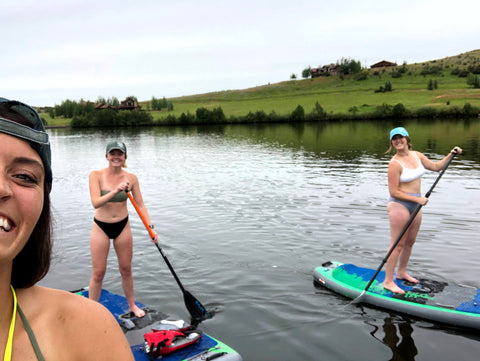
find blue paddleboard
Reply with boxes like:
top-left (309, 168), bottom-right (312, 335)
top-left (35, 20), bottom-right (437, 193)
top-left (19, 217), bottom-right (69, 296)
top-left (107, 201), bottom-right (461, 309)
top-left (75, 288), bottom-right (242, 361)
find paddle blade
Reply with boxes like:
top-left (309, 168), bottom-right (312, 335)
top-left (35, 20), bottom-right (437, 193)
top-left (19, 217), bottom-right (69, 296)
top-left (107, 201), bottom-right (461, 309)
top-left (350, 290), bottom-right (366, 305)
top-left (184, 290), bottom-right (211, 322)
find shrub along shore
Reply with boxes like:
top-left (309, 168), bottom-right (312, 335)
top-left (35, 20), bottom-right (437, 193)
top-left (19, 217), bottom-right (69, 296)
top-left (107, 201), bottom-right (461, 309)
top-left (66, 101), bottom-right (479, 129)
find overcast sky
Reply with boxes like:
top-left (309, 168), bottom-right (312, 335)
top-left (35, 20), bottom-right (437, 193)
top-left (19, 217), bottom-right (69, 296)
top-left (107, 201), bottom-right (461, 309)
top-left (2, 0), bottom-right (479, 106)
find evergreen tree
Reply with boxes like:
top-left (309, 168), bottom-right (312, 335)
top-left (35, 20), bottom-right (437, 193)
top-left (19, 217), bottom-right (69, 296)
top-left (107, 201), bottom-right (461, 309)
top-left (302, 67), bottom-right (312, 78)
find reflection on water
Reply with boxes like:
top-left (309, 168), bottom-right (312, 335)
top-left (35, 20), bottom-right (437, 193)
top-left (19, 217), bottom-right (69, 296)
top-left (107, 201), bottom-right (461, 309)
top-left (366, 314), bottom-right (418, 361)
top-left (42, 119), bottom-right (480, 361)
top-left (221, 119), bottom-right (480, 163)
top-left (382, 319), bottom-right (418, 361)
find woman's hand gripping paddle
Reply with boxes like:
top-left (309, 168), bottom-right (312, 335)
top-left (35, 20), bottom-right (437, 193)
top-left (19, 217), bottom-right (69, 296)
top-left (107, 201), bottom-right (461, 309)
top-left (352, 151), bottom-right (457, 304)
top-left (126, 191), bottom-right (211, 322)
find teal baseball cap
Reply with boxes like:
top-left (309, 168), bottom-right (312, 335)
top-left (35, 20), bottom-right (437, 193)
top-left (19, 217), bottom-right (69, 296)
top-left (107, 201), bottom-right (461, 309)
top-left (0, 97), bottom-right (52, 192)
top-left (390, 127), bottom-right (409, 140)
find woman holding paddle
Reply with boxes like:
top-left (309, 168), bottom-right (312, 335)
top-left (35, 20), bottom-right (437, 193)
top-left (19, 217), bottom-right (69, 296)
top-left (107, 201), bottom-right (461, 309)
top-left (384, 127), bottom-right (462, 294)
top-left (88, 140), bottom-right (158, 318)
top-left (0, 98), bottom-right (133, 360)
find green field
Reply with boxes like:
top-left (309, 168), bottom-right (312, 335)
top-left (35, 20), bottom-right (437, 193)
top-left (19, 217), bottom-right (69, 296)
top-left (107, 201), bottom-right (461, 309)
top-left (155, 52), bottom-right (480, 119)
top-left (42, 50), bottom-right (480, 126)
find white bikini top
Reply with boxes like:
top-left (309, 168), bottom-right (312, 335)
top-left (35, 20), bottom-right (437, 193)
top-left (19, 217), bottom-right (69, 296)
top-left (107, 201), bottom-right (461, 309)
top-left (391, 151), bottom-right (426, 183)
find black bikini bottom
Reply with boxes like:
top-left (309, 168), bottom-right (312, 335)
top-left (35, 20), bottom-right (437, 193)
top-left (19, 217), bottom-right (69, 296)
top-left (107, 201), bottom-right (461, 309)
top-left (94, 216), bottom-right (129, 239)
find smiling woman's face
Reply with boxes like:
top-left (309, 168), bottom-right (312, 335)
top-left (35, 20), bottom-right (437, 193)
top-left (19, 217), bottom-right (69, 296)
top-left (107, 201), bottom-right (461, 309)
top-left (391, 135), bottom-right (408, 150)
top-left (107, 149), bottom-right (126, 167)
top-left (0, 133), bottom-right (44, 262)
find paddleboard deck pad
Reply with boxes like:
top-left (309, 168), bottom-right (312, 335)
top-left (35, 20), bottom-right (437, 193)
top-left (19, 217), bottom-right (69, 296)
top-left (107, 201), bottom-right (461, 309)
top-left (313, 261), bottom-right (480, 330)
top-left (75, 288), bottom-right (242, 361)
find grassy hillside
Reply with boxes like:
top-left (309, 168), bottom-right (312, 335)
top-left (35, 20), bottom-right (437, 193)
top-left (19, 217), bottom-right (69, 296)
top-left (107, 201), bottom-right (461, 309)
top-left (145, 49), bottom-right (480, 121)
top-left (43, 50), bottom-right (480, 126)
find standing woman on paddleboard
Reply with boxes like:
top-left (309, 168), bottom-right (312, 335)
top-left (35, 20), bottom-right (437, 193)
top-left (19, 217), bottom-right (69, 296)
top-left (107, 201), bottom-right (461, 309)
top-left (88, 140), bottom-right (158, 318)
top-left (384, 127), bottom-right (462, 294)
top-left (0, 98), bottom-right (133, 360)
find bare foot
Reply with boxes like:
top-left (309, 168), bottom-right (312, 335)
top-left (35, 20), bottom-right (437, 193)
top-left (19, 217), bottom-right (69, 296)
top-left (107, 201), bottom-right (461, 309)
top-left (130, 305), bottom-right (145, 318)
top-left (396, 273), bottom-right (418, 283)
top-left (384, 282), bottom-right (405, 294)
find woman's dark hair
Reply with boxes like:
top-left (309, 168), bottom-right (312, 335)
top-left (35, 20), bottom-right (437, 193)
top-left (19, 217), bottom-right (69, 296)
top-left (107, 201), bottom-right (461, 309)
top-left (10, 166), bottom-right (52, 288)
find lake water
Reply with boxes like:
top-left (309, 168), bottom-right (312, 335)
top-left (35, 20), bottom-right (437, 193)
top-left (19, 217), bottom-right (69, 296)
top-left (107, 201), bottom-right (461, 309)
top-left (40, 119), bottom-right (480, 360)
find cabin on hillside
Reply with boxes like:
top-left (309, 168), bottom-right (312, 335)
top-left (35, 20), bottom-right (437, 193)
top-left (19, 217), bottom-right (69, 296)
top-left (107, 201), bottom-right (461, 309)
top-left (119, 97), bottom-right (141, 110)
top-left (94, 96), bottom-right (141, 111)
top-left (370, 60), bottom-right (397, 69)
top-left (94, 103), bottom-right (110, 110)
top-left (311, 63), bottom-right (341, 77)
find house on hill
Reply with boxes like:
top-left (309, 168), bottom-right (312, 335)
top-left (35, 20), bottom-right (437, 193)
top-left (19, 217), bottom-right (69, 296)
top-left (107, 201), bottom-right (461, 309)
top-left (94, 103), bottom-right (110, 110)
top-left (311, 63), bottom-right (341, 77)
top-left (94, 96), bottom-right (141, 111)
top-left (370, 60), bottom-right (397, 69)
top-left (311, 68), bottom-right (321, 77)
top-left (119, 97), bottom-right (140, 110)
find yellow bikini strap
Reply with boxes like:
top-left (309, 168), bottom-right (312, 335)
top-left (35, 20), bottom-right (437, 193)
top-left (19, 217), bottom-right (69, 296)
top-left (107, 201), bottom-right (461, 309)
top-left (3, 285), bottom-right (17, 361)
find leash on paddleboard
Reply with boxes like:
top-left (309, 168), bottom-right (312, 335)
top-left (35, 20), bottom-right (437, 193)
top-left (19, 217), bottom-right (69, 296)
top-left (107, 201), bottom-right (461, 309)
top-left (352, 150), bottom-right (457, 304)
top-left (126, 191), bottom-right (211, 322)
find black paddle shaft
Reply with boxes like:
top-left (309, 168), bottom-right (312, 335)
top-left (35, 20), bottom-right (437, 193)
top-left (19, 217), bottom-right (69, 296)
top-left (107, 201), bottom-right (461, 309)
top-left (126, 191), bottom-right (210, 321)
top-left (155, 243), bottom-right (186, 292)
top-left (361, 151), bottom-right (457, 294)
top-left (154, 243), bottom-right (211, 321)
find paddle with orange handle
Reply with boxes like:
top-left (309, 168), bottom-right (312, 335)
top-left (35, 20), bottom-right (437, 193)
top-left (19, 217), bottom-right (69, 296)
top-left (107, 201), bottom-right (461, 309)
top-left (127, 191), bottom-right (211, 322)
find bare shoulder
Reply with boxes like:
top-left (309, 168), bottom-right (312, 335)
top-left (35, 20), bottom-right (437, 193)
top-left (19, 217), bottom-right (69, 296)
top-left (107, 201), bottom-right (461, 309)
top-left (19, 287), bottom-right (134, 361)
top-left (388, 156), bottom-right (401, 170)
top-left (89, 168), bottom-right (103, 179)
top-left (414, 150), bottom-right (426, 159)
top-left (124, 170), bottom-right (138, 182)
top-left (124, 170), bottom-right (139, 188)
top-left (43, 287), bottom-right (109, 314)
top-left (40, 287), bottom-right (120, 330)
top-left (415, 151), bottom-right (431, 165)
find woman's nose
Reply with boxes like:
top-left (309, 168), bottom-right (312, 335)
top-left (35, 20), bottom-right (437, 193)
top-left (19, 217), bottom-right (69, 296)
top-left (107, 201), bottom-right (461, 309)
top-left (0, 172), bottom-right (13, 199)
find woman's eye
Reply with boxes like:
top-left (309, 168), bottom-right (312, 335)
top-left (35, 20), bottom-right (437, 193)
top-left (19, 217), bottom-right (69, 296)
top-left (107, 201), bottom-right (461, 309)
top-left (14, 173), bottom-right (38, 184)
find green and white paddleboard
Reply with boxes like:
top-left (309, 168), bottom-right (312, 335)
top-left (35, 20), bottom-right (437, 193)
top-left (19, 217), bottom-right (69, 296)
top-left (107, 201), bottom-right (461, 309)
top-left (314, 261), bottom-right (480, 330)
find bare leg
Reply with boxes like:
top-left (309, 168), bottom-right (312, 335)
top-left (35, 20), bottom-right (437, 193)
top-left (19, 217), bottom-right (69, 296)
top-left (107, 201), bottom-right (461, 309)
top-left (395, 211), bottom-right (421, 283)
top-left (384, 202), bottom-right (416, 294)
top-left (384, 247), bottom-right (404, 293)
top-left (89, 223), bottom-right (111, 301)
top-left (114, 222), bottom-right (145, 317)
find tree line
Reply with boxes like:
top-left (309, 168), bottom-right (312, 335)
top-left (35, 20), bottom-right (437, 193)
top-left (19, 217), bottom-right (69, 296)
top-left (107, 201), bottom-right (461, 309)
top-left (45, 95), bottom-right (173, 119)
top-left (69, 100), bottom-right (480, 129)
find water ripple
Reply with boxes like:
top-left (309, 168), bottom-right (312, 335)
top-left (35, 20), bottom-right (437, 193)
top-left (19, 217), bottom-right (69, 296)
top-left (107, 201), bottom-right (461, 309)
top-left (41, 125), bottom-right (480, 361)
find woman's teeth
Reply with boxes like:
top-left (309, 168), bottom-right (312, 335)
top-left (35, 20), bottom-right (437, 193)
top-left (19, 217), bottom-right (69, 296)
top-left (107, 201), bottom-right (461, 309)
top-left (0, 217), bottom-right (12, 232)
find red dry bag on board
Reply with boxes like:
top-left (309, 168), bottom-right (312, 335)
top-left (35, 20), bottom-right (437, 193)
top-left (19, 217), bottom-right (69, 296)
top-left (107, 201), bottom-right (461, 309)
top-left (144, 329), bottom-right (202, 358)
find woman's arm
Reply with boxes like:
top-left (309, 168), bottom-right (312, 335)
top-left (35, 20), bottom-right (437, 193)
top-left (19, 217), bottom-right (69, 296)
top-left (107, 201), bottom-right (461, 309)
top-left (129, 174), bottom-right (159, 242)
top-left (89, 170), bottom-right (129, 209)
top-left (418, 147), bottom-right (462, 172)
